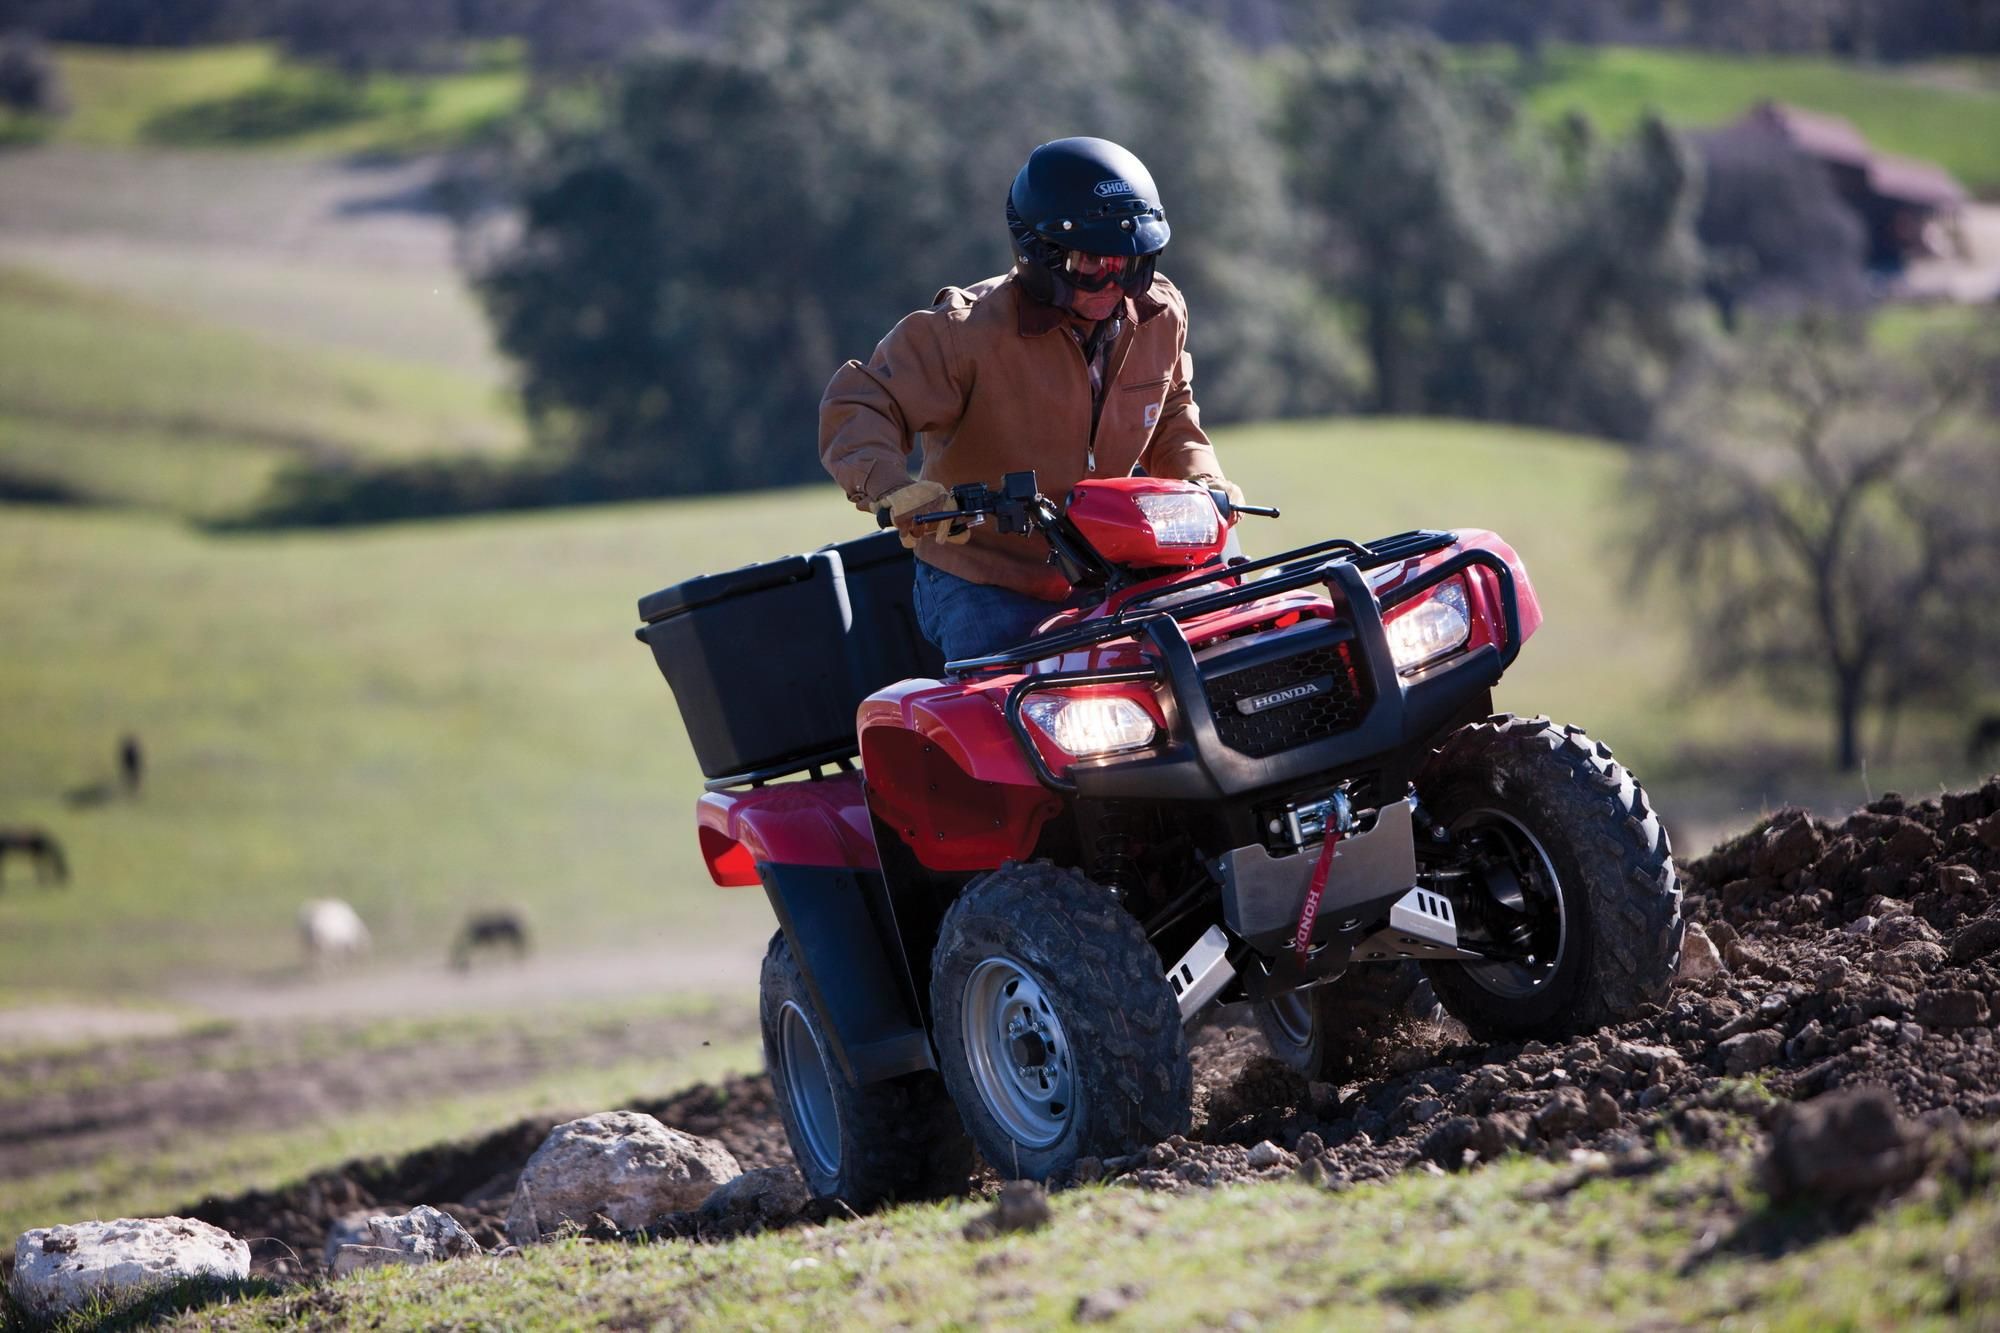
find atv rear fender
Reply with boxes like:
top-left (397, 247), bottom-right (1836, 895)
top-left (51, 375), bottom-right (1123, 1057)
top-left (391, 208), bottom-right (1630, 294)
top-left (695, 773), bottom-right (879, 886)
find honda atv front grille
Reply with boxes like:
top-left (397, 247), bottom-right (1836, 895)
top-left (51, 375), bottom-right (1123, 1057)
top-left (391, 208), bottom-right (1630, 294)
top-left (1204, 641), bottom-right (1371, 758)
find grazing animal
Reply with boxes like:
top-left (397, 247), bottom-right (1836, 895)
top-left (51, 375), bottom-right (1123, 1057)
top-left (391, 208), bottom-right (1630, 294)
top-left (0, 827), bottom-right (67, 886)
top-left (119, 734), bottom-right (144, 795)
top-left (1970, 715), bottom-right (2000, 768)
top-left (451, 910), bottom-right (531, 971)
top-left (61, 781), bottom-right (116, 809)
top-left (298, 898), bottom-right (371, 970)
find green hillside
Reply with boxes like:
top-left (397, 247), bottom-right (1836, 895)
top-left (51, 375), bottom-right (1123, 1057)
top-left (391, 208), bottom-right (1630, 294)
top-left (1481, 45), bottom-right (2000, 192)
top-left (40, 43), bottom-right (523, 154)
top-left (0, 265), bottom-right (522, 518)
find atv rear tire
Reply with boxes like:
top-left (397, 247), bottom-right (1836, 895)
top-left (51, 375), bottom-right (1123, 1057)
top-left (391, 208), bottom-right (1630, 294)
top-left (930, 862), bottom-right (1192, 1181)
top-left (760, 932), bottom-right (974, 1207)
top-left (1254, 962), bottom-right (1443, 1080)
top-left (1417, 715), bottom-right (1681, 1040)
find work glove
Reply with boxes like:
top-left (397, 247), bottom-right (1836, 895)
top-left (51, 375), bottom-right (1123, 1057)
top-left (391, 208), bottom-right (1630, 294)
top-left (879, 479), bottom-right (972, 548)
top-left (1189, 473), bottom-right (1247, 522)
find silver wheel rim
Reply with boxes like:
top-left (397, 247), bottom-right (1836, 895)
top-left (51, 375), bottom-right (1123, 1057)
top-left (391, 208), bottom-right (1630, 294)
top-left (1455, 808), bottom-right (1568, 999)
top-left (1267, 990), bottom-right (1314, 1049)
top-left (779, 1000), bottom-right (841, 1178)
top-left (961, 957), bottom-right (1075, 1149)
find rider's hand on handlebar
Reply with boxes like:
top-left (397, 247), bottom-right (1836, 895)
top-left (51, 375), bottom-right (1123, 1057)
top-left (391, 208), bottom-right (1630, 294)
top-left (1190, 473), bottom-right (1246, 524)
top-left (877, 479), bottom-right (972, 548)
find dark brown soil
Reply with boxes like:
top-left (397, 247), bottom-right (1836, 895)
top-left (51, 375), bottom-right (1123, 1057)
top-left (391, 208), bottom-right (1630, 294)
top-left (164, 777), bottom-right (2000, 1276)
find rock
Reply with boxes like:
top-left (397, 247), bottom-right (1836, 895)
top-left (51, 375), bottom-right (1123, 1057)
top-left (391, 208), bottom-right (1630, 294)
top-left (331, 1206), bottom-right (480, 1277)
top-left (1881, 820), bottom-right (1939, 869)
top-left (505, 1111), bottom-right (741, 1244)
top-left (1609, 1042), bottom-right (1683, 1078)
top-left (1407, 1097), bottom-right (1446, 1125)
top-left (1586, 1089), bottom-right (1622, 1131)
top-left (322, 1211), bottom-right (377, 1268)
top-left (1072, 1157), bottom-right (1105, 1185)
top-left (1292, 1131), bottom-right (1324, 1159)
top-left (1936, 865), bottom-right (1980, 896)
top-left (963, 1180), bottom-right (1052, 1241)
top-left (1719, 1029), bottom-right (1783, 1074)
top-left (1844, 915), bottom-right (1879, 937)
top-left (10, 1217), bottom-right (250, 1319)
top-left (1950, 917), bottom-right (2000, 966)
top-left (1532, 1087), bottom-right (1590, 1138)
top-left (1760, 1088), bottom-right (1926, 1208)
top-left (1916, 989), bottom-right (1989, 1030)
top-left (1677, 923), bottom-right (1725, 981)
top-left (1419, 1117), bottom-right (1480, 1169)
top-left (1246, 1140), bottom-right (1288, 1171)
top-left (696, 1166), bottom-right (811, 1231)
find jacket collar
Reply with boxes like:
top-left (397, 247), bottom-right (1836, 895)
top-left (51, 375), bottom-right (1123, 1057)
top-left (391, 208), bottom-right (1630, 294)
top-left (1011, 272), bottom-right (1167, 337)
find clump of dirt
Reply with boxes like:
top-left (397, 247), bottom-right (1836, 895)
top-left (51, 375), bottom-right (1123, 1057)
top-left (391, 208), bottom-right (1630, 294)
top-left (176, 777), bottom-right (2000, 1275)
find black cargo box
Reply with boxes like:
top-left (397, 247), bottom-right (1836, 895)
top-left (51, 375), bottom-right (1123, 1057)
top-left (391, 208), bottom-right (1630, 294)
top-left (637, 530), bottom-right (943, 783)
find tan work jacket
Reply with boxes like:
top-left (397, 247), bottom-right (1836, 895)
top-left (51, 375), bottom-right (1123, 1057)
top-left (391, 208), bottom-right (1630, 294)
top-left (818, 271), bottom-right (1222, 600)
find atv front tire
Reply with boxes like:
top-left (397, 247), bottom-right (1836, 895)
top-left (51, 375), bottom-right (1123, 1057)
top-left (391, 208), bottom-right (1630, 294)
top-left (930, 862), bottom-right (1192, 1181)
top-left (1254, 962), bottom-right (1443, 1080)
top-left (760, 932), bottom-right (974, 1207)
top-left (1417, 715), bottom-right (1682, 1039)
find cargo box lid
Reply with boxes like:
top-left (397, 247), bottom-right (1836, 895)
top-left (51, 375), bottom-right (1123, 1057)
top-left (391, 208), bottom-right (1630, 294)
top-left (637, 552), bottom-right (819, 625)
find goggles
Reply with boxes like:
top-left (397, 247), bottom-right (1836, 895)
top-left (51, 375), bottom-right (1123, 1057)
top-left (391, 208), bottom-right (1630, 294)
top-left (1062, 250), bottom-right (1129, 293)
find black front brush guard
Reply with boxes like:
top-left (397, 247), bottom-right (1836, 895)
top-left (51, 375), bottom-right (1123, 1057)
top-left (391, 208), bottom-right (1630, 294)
top-left (990, 538), bottom-right (1523, 800)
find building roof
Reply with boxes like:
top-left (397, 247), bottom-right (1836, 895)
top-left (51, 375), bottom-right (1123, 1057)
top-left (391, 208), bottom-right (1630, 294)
top-left (1739, 100), bottom-right (1871, 166)
top-left (1866, 152), bottom-right (1970, 207)
top-left (1730, 100), bottom-right (1969, 209)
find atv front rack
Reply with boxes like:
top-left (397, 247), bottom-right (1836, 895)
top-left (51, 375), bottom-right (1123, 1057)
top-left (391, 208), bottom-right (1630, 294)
top-left (985, 535), bottom-right (1524, 799)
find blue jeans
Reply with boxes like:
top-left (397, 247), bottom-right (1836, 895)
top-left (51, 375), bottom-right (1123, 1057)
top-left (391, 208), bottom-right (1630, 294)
top-left (913, 561), bottom-right (1093, 663)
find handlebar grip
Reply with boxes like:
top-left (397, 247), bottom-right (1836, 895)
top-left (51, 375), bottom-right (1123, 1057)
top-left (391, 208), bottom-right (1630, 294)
top-left (1235, 503), bottom-right (1281, 518)
top-left (875, 506), bottom-right (893, 529)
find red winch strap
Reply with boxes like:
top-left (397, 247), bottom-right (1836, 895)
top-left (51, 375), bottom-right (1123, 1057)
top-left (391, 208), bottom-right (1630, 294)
top-left (1292, 829), bottom-right (1340, 967)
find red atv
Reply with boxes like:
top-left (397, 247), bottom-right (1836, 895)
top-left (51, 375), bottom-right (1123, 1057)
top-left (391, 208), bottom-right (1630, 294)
top-left (637, 473), bottom-right (1682, 1202)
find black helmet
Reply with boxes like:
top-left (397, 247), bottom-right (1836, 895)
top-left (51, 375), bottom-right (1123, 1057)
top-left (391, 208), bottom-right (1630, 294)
top-left (1007, 136), bottom-right (1169, 307)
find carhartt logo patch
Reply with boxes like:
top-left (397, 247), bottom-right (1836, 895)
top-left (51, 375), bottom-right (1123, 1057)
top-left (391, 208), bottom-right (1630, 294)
top-left (1143, 402), bottom-right (1161, 428)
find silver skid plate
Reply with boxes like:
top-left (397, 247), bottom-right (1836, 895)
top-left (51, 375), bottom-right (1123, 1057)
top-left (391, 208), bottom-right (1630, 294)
top-left (1166, 925), bottom-right (1235, 1023)
top-left (1350, 887), bottom-right (1484, 962)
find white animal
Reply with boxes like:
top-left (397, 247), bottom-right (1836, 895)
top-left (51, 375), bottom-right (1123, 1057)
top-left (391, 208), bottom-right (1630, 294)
top-left (298, 898), bottom-right (371, 969)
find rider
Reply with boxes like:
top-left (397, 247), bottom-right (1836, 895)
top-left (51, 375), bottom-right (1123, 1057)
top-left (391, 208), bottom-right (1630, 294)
top-left (818, 136), bottom-right (1244, 662)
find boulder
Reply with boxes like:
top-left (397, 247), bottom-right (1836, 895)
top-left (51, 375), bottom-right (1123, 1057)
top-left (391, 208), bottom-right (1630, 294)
top-left (1676, 923), bottom-right (1724, 982)
top-left (505, 1111), bottom-right (741, 1244)
top-left (331, 1206), bottom-right (481, 1277)
top-left (10, 1217), bottom-right (250, 1319)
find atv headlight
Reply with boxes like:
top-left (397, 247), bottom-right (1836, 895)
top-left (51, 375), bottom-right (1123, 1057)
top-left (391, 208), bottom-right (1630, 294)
top-left (1386, 579), bottom-right (1471, 674)
top-left (1134, 492), bottom-right (1220, 547)
top-left (1021, 695), bottom-right (1157, 757)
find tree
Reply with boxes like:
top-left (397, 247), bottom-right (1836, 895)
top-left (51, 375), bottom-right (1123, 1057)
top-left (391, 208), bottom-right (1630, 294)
top-left (473, 0), bottom-right (1350, 496)
top-left (1631, 319), bottom-right (2000, 771)
top-left (1281, 37), bottom-right (1705, 439)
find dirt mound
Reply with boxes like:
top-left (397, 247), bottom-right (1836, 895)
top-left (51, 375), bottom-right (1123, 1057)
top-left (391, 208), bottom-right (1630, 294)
top-left (1134, 776), bottom-right (2000, 1193)
top-left (185, 1074), bottom-right (792, 1278)
top-left (181, 777), bottom-right (2000, 1273)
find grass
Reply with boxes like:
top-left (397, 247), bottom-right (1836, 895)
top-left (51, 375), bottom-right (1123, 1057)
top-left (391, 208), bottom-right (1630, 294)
top-left (0, 264), bottom-right (523, 518)
top-left (79, 1149), bottom-right (1984, 1331)
top-left (48, 43), bottom-right (524, 155)
top-left (1468, 45), bottom-right (2000, 193)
